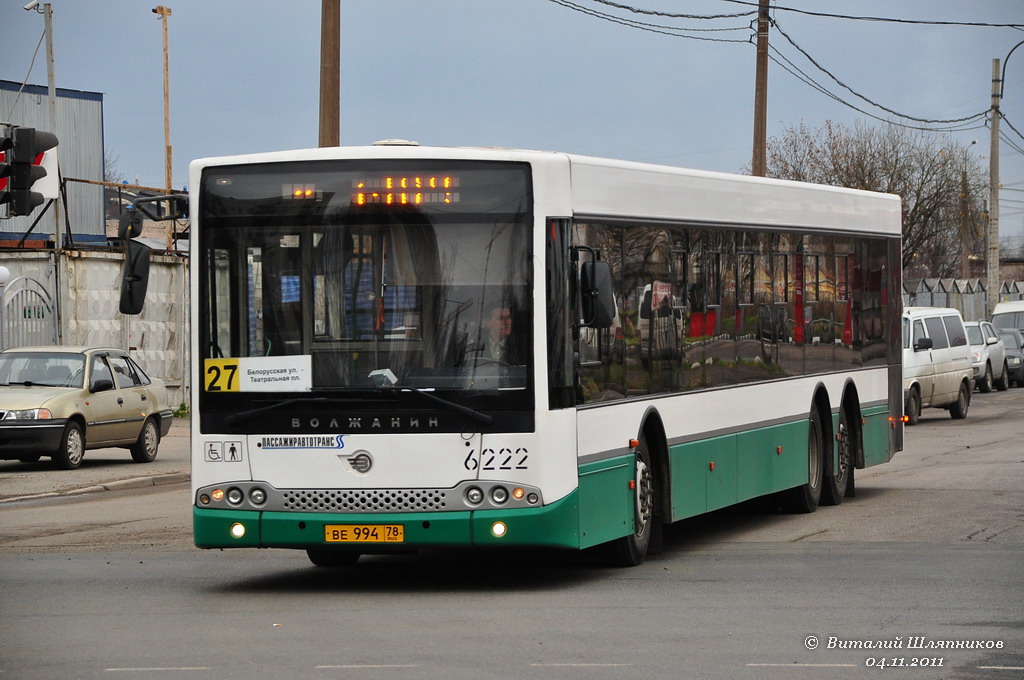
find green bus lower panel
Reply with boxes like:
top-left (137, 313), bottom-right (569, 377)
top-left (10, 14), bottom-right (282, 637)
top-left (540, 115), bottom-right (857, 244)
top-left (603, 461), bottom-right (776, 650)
top-left (861, 406), bottom-right (892, 468)
top-left (577, 455), bottom-right (633, 549)
top-left (194, 492), bottom-right (582, 551)
top-left (472, 492), bottom-right (581, 549)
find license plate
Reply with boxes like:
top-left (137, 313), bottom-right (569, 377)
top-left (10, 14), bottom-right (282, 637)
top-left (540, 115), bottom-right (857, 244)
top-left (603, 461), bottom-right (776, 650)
top-left (324, 524), bottom-right (405, 543)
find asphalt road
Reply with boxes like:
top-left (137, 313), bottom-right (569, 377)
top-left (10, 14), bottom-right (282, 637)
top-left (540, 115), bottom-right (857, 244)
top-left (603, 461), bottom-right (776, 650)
top-left (1, 390), bottom-right (1022, 679)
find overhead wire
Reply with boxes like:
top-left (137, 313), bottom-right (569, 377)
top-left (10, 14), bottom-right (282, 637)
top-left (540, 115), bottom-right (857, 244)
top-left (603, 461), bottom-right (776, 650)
top-left (547, 1), bottom-right (1007, 136)
top-left (770, 18), bottom-right (990, 125)
top-left (5, 29), bottom-right (46, 121)
top-left (587, 0), bottom-right (754, 20)
top-left (546, 0), bottom-right (752, 42)
top-left (714, 0), bottom-right (1024, 28)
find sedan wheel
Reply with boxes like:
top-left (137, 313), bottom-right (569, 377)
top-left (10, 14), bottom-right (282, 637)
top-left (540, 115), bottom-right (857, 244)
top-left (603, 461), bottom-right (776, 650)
top-left (130, 418), bottom-right (160, 463)
top-left (53, 422), bottom-right (85, 470)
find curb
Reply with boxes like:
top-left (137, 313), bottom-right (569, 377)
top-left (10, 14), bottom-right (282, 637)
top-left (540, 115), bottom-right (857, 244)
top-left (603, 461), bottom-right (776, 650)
top-left (0, 472), bottom-right (190, 505)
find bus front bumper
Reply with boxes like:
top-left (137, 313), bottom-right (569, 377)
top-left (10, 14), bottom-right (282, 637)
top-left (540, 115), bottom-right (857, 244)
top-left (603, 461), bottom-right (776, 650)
top-left (194, 490), bottom-right (580, 551)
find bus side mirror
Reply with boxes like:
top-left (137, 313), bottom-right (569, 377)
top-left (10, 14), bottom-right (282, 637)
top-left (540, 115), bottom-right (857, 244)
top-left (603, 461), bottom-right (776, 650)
top-left (580, 259), bottom-right (615, 329)
top-left (119, 239), bottom-right (152, 315)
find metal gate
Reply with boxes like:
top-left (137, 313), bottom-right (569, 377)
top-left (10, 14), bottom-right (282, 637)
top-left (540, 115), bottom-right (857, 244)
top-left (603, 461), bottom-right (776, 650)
top-left (1, 276), bottom-right (59, 349)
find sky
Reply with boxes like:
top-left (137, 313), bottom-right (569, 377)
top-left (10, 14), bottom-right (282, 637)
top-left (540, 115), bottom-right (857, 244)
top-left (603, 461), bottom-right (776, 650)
top-left (2, 0), bottom-right (1023, 244)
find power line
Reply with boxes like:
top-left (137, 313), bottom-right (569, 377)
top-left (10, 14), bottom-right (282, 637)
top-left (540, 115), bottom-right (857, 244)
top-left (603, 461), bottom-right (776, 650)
top-left (767, 47), bottom-right (988, 133)
top-left (715, 0), bottom-right (1024, 28)
top-left (771, 18), bottom-right (990, 125)
top-left (550, 0), bottom-right (1018, 141)
top-left (1000, 113), bottom-right (1024, 146)
top-left (4, 29), bottom-right (46, 121)
top-left (585, 0), bottom-right (753, 20)
top-left (546, 0), bottom-right (752, 42)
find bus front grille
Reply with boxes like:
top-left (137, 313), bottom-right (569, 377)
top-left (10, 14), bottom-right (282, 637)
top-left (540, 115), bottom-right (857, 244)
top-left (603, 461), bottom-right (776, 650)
top-left (281, 489), bottom-right (449, 513)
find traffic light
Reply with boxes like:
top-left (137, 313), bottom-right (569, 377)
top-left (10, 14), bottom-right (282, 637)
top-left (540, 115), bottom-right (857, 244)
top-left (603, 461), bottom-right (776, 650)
top-left (0, 127), bottom-right (59, 216)
top-left (0, 130), bottom-right (12, 203)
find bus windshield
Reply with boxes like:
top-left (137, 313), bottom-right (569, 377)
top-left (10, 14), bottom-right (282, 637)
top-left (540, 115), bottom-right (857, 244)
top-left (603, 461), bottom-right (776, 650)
top-left (198, 160), bottom-right (533, 422)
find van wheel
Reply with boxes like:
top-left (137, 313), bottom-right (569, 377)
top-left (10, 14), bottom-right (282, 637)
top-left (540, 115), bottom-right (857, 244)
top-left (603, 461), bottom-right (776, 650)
top-left (949, 381), bottom-right (970, 419)
top-left (978, 364), bottom-right (993, 393)
top-left (905, 387), bottom-right (921, 426)
top-left (994, 362), bottom-right (1009, 391)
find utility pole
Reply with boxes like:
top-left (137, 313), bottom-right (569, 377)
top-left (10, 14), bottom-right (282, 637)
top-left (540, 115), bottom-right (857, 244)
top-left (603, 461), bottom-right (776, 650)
top-left (153, 6), bottom-right (172, 195)
top-left (153, 5), bottom-right (172, 251)
top-left (987, 58), bottom-right (1000, 317)
top-left (43, 3), bottom-right (59, 234)
top-left (319, 0), bottom-right (341, 147)
top-left (751, 0), bottom-right (770, 177)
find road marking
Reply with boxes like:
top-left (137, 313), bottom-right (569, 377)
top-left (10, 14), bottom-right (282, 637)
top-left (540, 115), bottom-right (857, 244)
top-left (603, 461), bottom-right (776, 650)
top-left (978, 667), bottom-right (1024, 671)
top-left (747, 663), bottom-right (858, 668)
top-left (530, 664), bottom-right (631, 667)
top-left (316, 665), bottom-right (418, 669)
top-left (105, 669), bottom-right (211, 673)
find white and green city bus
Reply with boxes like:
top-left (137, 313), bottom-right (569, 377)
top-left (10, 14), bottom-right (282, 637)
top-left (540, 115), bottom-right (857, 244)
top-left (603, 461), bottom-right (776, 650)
top-left (187, 142), bottom-right (904, 567)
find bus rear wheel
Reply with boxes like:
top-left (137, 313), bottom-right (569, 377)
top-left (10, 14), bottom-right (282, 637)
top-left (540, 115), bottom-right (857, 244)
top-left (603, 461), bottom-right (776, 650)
top-left (822, 409), bottom-right (854, 506)
top-left (602, 434), bottom-right (655, 567)
top-left (781, 407), bottom-right (824, 513)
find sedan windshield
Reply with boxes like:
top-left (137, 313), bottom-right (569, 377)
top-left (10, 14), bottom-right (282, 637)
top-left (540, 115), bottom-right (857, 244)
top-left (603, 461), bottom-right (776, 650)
top-left (0, 352), bottom-right (85, 388)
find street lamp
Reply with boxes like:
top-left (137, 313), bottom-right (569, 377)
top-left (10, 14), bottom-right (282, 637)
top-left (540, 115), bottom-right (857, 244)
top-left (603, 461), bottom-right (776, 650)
top-left (0, 266), bottom-right (10, 351)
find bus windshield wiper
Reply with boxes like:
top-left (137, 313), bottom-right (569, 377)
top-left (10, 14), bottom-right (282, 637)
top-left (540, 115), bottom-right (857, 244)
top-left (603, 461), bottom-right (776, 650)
top-left (223, 396), bottom-right (369, 426)
top-left (368, 369), bottom-right (492, 424)
top-left (384, 385), bottom-right (493, 425)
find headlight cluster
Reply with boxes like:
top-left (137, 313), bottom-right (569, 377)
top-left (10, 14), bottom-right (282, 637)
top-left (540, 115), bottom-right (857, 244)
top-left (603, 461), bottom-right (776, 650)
top-left (463, 484), bottom-right (539, 508)
top-left (2, 408), bottom-right (52, 420)
top-left (198, 484), bottom-right (268, 508)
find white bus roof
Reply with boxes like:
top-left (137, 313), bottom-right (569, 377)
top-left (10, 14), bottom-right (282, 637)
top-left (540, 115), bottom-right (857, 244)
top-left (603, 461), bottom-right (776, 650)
top-left (190, 144), bottom-right (902, 237)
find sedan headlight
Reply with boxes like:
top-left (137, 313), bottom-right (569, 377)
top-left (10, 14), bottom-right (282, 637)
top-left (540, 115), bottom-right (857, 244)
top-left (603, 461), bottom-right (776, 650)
top-left (2, 408), bottom-right (53, 420)
top-left (1009, 356), bottom-right (1021, 366)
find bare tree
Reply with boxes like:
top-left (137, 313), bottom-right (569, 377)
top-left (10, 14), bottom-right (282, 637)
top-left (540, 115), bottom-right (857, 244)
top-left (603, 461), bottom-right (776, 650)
top-left (764, 121), bottom-right (986, 278)
top-left (103, 149), bottom-right (128, 220)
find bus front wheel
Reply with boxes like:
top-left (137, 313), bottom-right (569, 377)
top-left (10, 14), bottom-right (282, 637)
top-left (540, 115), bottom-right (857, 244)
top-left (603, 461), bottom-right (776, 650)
top-left (602, 434), bottom-right (655, 567)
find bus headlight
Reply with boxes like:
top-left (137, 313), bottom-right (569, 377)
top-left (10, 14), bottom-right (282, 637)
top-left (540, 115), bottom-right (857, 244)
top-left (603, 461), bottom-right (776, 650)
top-left (226, 487), bottom-right (244, 505)
top-left (491, 521), bottom-right (507, 538)
top-left (490, 486), bottom-right (509, 504)
top-left (249, 487), bottom-right (267, 505)
top-left (465, 486), bottom-right (484, 505)
top-left (230, 523), bottom-right (246, 539)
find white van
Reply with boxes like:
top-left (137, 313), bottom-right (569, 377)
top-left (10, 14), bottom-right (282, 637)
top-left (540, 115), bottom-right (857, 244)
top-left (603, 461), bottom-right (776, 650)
top-left (992, 300), bottom-right (1024, 334)
top-left (902, 307), bottom-right (973, 425)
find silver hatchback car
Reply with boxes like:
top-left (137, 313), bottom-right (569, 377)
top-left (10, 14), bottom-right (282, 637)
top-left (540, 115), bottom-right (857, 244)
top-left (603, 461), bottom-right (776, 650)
top-left (964, 321), bottom-right (1009, 392)
top-left (0, 346), bottom-right (173, 469)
